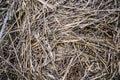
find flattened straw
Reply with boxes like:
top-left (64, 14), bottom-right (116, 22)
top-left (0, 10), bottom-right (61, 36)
top-left (119, 61), bottom-right (120, 74)
top-left (0, 2), bottom-right (14, 39)
top-left (0, 11), bottom-right (9, 39)
top-left (37, 0), bottom-right (55, 9)
top-left (0, 0), bottom-right (2, 3)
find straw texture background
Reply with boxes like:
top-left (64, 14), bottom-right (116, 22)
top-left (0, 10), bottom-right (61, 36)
top-left (0, 0), bottom-right (120, 80)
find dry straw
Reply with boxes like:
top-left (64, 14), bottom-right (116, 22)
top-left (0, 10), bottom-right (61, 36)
top-left (0, 0), bottom-right (120, 80)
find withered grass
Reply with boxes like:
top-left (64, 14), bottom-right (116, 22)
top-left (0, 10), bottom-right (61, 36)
top-left (0, 0), bottom-right (120, 80)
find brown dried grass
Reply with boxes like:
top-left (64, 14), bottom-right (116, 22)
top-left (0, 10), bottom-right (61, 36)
top-left (0, 0), bottom-right (120, 80)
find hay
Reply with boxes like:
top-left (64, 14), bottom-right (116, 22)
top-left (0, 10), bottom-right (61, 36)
top-left (0, 0), bottom-right (120, 80)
